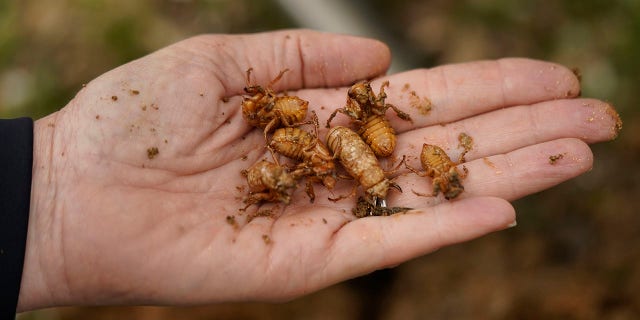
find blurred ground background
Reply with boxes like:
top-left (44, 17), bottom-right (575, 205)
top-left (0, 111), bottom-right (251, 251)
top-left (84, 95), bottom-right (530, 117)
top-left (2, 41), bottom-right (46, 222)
top-left (3, 0), bottom-right (639, 319)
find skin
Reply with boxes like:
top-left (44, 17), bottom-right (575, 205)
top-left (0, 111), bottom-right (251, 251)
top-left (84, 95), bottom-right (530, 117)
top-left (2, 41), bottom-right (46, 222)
top-left (18, 29), bottom-right (620, 311)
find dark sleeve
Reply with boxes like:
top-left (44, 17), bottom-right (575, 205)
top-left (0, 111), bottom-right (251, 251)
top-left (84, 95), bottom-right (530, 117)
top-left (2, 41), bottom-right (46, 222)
top-left (0, 118), bottom-right (33, 320)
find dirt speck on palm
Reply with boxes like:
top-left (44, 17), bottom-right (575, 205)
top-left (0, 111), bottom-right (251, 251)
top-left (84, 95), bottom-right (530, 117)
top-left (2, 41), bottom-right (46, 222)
top-left (226, 215), bottom-right (239, 229)
top-left (146, 147), bottom-right (159, 159)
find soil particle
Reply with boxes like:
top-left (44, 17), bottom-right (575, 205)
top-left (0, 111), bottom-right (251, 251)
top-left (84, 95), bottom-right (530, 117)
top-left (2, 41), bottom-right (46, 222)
top-left (226, 215), bottom-right (239, 229)
top-left (408, 90), bottom-right (432, 115)
top-left (549, 153), bottom-right (565, 164)
top-left (606, 104), bottom-right (623, 139)
top-left (458, 132), bottom-right (474, 163)
top-left (147, 147), bottom-right (159, 159)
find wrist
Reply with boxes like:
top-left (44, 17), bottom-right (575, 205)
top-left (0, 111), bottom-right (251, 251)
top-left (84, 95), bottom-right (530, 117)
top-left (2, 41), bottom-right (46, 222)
top-left (17, 113), bottom-right (69, 312)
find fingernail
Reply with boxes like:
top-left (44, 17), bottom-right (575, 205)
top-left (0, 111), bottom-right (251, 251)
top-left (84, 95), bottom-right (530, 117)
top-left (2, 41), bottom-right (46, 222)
top-left (507, 220), bottom-right (517, 228)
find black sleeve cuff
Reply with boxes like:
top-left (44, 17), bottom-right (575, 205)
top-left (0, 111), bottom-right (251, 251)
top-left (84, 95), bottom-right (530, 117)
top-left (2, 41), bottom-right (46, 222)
top-left (0, 118), bottom-right (33, 319)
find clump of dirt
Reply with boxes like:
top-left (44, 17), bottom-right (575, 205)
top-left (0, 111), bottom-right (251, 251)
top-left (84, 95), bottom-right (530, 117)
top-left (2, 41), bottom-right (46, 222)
top-left (606, 104), bottom-right (623, 139)
top-left (147, 147), bottom-right (159, 159)
top-left (549, 153), bottom-right (565, 164)
top-left (225, 215), bottom-right (239, 229)
top-left (457, 132), bottom-right (474, 163)
top-left (408, 90), bottom-right (432, 115)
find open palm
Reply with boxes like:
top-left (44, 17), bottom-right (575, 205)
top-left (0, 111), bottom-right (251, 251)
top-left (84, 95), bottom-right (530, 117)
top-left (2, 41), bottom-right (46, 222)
top-left (20, 29), bottom-right (619, 310)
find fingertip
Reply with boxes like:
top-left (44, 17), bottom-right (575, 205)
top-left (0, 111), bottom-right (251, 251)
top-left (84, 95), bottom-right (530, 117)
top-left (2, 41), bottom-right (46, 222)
top-left (540, 59), bottom-right (582, 99)
top-left (554, 138), bottom-right (595, 174)
top-left (604, 102), bottom-right (623, 140)
top-left (497, 58), bottom-right (582, 104)
top-left (436, 196), bottom-right (516, 233)
top-left (559, 62), bottom-right (582, 99)
top-left (297, 29), bottom-right (392, 87)
top-left (524, 138), bottom-right (594, 179)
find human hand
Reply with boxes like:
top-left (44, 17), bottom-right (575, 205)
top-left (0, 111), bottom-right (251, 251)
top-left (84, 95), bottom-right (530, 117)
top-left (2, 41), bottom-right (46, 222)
top-left (19, 29), bottom-right (620, 310)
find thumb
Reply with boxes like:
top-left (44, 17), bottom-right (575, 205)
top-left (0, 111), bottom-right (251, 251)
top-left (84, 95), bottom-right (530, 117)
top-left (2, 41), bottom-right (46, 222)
top-left (174, 29), bottom-right (391, 94)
